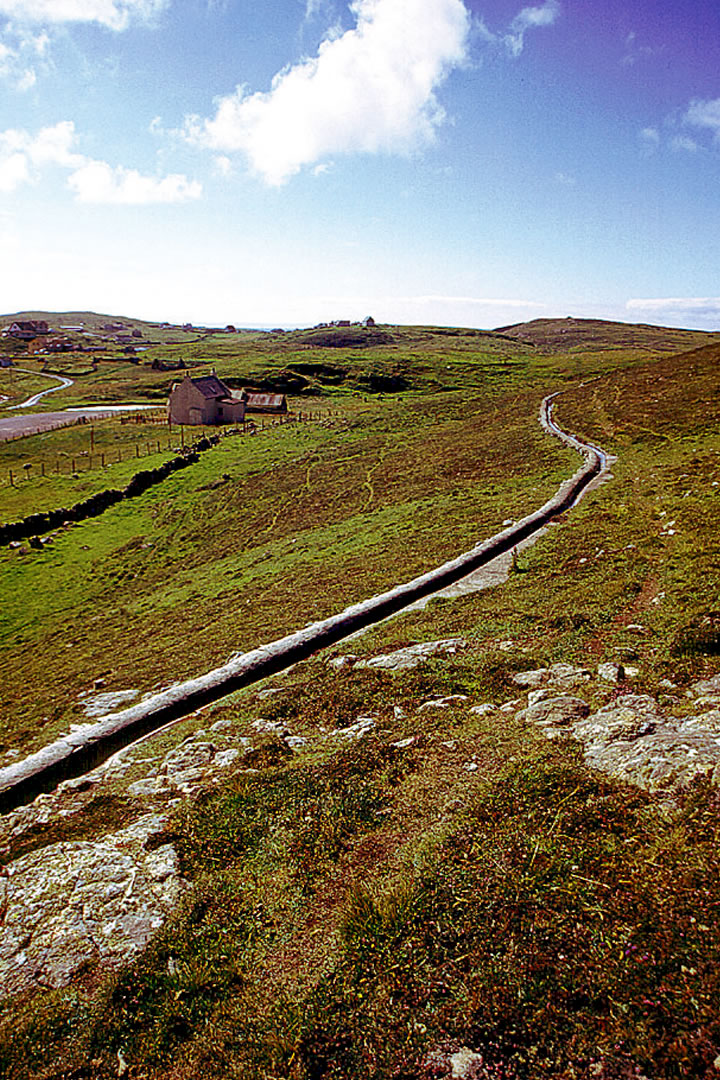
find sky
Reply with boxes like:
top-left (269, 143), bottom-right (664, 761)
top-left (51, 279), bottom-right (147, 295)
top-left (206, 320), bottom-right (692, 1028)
top-left (1, 0), bottom-right (720, 330)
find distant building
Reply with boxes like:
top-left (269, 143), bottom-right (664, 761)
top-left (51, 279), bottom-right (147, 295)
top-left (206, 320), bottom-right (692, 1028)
top-left (4, 320), bottom-right (49, 340)
top-left (240, 389), bottom-right (288, 414)
top-left (152, 358), bottom-right (186, 372)
top-left (168, 371), bottom-right (246, 425)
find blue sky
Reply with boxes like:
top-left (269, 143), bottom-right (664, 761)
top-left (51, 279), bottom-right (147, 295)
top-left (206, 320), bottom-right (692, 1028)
top-left (1, 0), bottom-right (719, 330)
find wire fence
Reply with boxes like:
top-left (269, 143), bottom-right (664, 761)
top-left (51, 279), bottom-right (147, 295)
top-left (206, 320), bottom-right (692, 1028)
top-left (2, 408), bottom-right (337, 490)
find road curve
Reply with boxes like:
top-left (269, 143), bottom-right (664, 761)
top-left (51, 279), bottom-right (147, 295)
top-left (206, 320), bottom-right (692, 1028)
top-left (0, 393), bottom-right (610, 813)
top-left (7, 369), bottom-right (74, 410)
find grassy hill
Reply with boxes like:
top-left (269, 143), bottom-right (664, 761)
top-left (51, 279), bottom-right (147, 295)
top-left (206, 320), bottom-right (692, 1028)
top-left (494, 315), bottom-right (720, 354)
top-left (1, 319), bottom-right (719, 1079)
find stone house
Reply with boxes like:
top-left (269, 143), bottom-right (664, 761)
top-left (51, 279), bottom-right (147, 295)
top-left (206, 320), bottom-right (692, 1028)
top-left (168, 371), bottom-right (246, 425)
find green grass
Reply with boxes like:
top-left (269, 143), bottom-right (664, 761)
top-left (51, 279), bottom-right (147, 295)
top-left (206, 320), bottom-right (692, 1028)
top-left (2, 320), bottom-right (720, 1079)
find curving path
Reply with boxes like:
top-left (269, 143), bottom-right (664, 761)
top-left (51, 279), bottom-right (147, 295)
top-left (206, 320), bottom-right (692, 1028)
top-left (7, 369), bottom-right (74, 410)
top-left (0, 394), bottom-right (610, 813)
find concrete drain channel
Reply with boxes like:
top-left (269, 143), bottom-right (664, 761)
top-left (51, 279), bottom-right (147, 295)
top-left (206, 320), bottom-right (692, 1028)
top-left (0, 395), bottom-right (609, 814)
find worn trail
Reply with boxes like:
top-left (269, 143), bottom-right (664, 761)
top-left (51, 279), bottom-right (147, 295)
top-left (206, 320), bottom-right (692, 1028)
top-left (0, 395), bottom-right (609, 813)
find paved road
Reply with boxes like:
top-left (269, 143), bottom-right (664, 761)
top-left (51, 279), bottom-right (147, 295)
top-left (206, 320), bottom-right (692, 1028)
top-left (8, 369), bottom-right (74, 410)
top-left (0, 405), bottom-right (157, 442)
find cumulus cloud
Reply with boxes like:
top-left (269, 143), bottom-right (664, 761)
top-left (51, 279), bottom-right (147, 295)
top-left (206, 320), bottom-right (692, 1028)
top-left (184, 0), bottom-right (471, 185)
top-left (0, 0), bottom-right (168, 30)
top-left (0, 150), bottom-right (28, 191)
top-left (67, 160), bottom-right (201, 203)
top-left (0, 119), bottom-right (201, 203)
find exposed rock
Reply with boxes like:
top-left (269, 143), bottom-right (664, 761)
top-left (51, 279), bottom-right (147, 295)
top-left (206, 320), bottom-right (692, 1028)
top-left (691, 673), bottom-right (720, 697)
top-left (523, 695), bottom-right (590, 732)
top-left (209, 718), bottom-right (234, 733)
top-left (450, 1048), bottom-right (487, 1079)
top-left (332, 716), bottom-right (376, 739)
top-left (350, 638), bottom-right (469, 672)
top-left (469, 703), bottom-right (496, 716)
top-left (328, 654), bottom-right (359, 670)
top-left (597, 662), bottom-right (625, 682)
top-left (0, 814), bottom-right (186, 997)
top-left (252, 718), bottom-right (288, 737)
top-left (418, 695), bottom-right (468, 712)
top-left (391, 736), bottom-right (417, 749)
top-left (524, 686), bottom-right (720, 794)
top-left (512, 663), bottom-right (591, 691)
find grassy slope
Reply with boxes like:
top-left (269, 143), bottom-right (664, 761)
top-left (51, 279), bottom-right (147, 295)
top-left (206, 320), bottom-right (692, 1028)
top-left (1, 322), bottom-right (720, 1079)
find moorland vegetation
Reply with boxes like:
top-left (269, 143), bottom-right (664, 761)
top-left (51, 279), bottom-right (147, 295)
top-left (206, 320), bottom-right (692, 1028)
top-left (1, 317), bottom-right (719, 1078)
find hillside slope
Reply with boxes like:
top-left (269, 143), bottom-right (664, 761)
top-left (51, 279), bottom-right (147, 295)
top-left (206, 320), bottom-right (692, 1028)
top-left (1, 326), bottom-right (719, 1080)
top-left (494, 315), bottom-right (719, 353)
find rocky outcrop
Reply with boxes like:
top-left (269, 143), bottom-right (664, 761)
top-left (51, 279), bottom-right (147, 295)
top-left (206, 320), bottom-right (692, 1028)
top-left (514, 667), bottom-right (720, 795)
top-left (329, 638), bottom-right (469, 672)
top-left (3, 635), bottom-right (720, 1001)
top-left (0, 814), bottom-right (186, 996)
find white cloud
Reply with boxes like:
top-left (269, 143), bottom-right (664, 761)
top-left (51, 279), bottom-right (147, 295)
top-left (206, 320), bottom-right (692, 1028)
top-left (67, 160), bottom-right (202, 203)
top-left (185, 0), bottom-right (471, 185)
top-left (0, 119), bottom-right (202, 203)
top-left (0, 150), bottom-right (28, 191)
top-left (503, 0), bottom-right (560, 58)
top-left (213, 154), bottom-right (232, 176)
top-left (0, 24), bottom-right (49, 88)
top-left (0, 0), bottom-right (168, 31)
top-left (626, 297), bottom-right (720, 330)
top-left (639, 126), bottom-right (660, 153)
top-left (670, 134), bottom-right (698, 153)
top-left (684, 97), bottom-right (720, 139)
top-left (621, 30), bottom-right (662, 68)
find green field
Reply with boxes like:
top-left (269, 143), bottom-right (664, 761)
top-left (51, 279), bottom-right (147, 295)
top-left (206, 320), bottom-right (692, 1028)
top-left (1, 318), bottom-right (720, 1079)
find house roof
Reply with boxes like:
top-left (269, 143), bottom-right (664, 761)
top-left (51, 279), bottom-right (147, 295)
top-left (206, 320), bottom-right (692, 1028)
top-left (242, 391), bottom-right (286, 408)
top-left (189, 374), bottom-right (231, 399)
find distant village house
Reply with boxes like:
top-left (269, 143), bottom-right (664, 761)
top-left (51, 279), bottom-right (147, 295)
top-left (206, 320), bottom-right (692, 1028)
top-left (3, 320), bottom-right (49, 340)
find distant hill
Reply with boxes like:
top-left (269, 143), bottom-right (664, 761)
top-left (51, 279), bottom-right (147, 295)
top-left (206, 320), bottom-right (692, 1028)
top-left (493, 317), bottom-right (720, 353)
top-left (0, 311), bottom-right (168, 333)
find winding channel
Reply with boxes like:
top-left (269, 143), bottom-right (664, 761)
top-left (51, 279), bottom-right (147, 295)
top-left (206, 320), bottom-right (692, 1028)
top-left (0, 394), bottom-right (610, 813)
